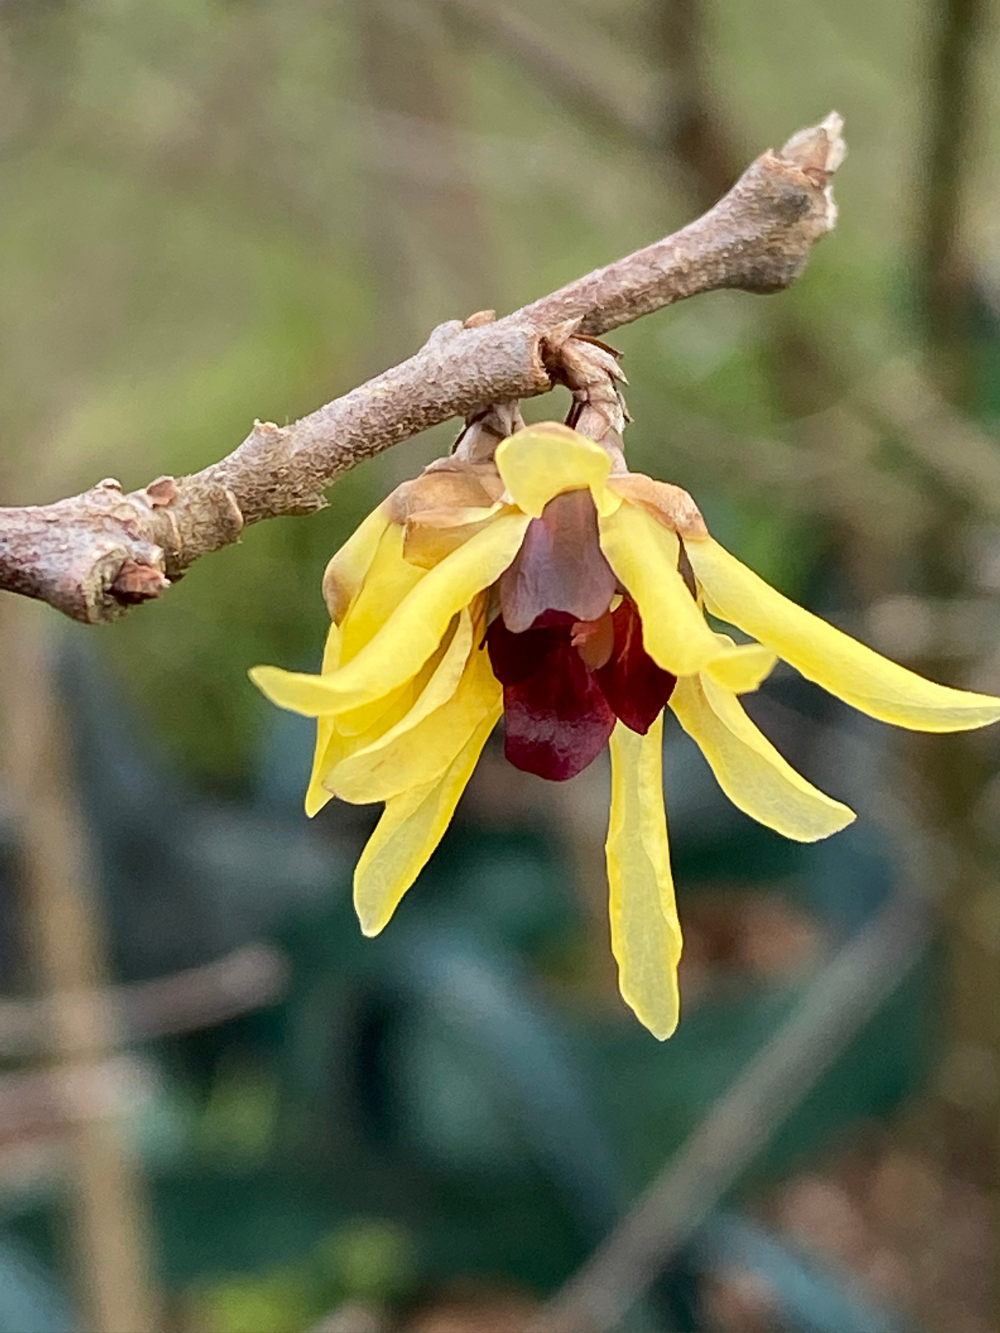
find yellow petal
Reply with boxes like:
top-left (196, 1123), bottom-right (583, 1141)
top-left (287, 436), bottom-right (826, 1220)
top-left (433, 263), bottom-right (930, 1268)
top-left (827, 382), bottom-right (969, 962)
top-left (252, 525), bottom-right (428, 741)
top-left (249, 633), bottom-right (436, 724)
top-left (314, 512), bottom-right (530, 714)
top-left (606, 716), bottom-right (683, 1041)
top-left (320, 617), bottom-right (466, 739)
top-left (330, 618), bottom-right (501, 803)
top-left (353, 705), bottom-right (500, 936)
top-left (339, 522), bottom-right (426, 663)
top-left (495, 423), bottom-right (621, 518)
top-left (306, 624), bottom-right (345, 816)
top-left (598, 503), bottom-right (730, 677)
top-left (319, 621), bottom-right (342, 675)
top-left (686, 536), bottom-right (1000, 732)
top-left (331, 681), bottom-right (419, 737)
top-left (249, 663), bottom-right (348, 717)
top-left (322, 503), bottom-right (392, 622)
top-left (671, 673), bottom-right (855, 842)
top-left (306, 723), bottom-right (338, 817)
top-left (703, 638), bottom-right (777, 694)
top-left (306, 674), bottom-right (431, 813)
top-left (253, 527), bottom-right (472, 724)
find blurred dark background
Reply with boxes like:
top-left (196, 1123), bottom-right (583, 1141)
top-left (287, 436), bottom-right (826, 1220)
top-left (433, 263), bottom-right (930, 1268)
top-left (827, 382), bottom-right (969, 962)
top-left (0, 1), bottom-right (998, 1330)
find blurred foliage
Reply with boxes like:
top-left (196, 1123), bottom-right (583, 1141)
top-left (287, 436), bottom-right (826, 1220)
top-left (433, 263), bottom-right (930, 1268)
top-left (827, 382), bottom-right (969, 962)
top-left (187, 1218), bottom-right (415, 1333)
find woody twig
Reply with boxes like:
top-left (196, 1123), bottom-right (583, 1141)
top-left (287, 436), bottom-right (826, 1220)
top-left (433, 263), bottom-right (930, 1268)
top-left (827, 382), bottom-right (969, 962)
top-left (0, 114), bottom-right (844, 625)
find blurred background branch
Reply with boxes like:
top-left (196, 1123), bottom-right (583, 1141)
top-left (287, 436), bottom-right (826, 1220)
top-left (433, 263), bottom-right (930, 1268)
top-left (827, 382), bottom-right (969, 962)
top-left (0, 597), bottom-right (161, 1333)
top-left (921, 0), bottom-right (988, 406)
top-left (0, 944), bottom-right (288, 1060)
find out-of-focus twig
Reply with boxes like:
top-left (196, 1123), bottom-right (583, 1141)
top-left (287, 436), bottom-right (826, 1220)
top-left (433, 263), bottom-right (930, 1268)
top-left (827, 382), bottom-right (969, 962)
top-left (535, 885), bottom-right (931, 1333)
top-left (654, 0), bottom-right (745, 211)
top-left (0, 601), bottom-right (161, 1333)
top-left (307, 1303), bottom-right (389, 1333)
top-left (0, 1056), bottom-right (156, 1143)
top-left (866, 359), bottom-right (1000, 514)
top-left (442, 0), bottom-right (654, 150)
top-left (0, 944), bottom-right (289, 1059)
top-left (0, 114), bottom-right (844, 624)
top-left (921, 0), bottom-right (988, 405)
top-left (651, 0), bottom-right (846, 416)
top-left (913, 11), bottom-right (1000, 1322)
top-left (360, 0), bottom-right (491, 359)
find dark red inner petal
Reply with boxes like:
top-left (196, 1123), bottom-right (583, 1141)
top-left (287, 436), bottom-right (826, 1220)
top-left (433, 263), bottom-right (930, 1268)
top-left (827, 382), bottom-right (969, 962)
top-left (571, 615), bottom-right (614, 670)
top-left (488, 615), bottom-right (615, 781)
top-left (499, 490), bottom-right (616, 633)
top-left (487, 597), bottom-right (675, 779)
top-left (595, 598), bottom-right (677, 735)
top-left (486, 611), bottom-right (574, 685)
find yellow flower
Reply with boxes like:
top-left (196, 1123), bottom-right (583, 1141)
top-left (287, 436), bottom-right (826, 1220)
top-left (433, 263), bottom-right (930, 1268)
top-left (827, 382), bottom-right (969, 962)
top-left (251, 424), bottom-right (1000, 1039)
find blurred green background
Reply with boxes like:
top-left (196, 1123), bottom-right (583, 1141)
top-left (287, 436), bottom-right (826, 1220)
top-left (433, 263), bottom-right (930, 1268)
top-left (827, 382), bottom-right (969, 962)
top-left (0, 1), bottom-right (997, 1330)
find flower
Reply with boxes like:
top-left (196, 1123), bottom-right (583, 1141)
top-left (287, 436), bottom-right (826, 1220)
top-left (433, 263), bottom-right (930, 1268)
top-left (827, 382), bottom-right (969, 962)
top-left (250, 423), bottom-right (1000, 1038)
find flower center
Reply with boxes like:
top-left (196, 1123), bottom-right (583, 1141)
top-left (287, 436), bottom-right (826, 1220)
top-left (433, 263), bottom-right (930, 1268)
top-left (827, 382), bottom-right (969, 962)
top-left (488, 599), bottom-right (676, 782)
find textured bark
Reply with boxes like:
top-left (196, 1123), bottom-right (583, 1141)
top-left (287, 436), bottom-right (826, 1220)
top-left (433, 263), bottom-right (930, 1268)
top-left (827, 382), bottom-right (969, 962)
top-left (0, 114), bottom-right (844, 624)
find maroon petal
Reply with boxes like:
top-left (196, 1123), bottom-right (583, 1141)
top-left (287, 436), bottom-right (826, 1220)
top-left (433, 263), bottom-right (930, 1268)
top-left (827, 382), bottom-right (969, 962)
top-left (486, 613), bottom-right (572, 686)
top-left (595, 598), bottom-right (676, 735)
top-left (499, 490), bottom-right (616, 633)
top-left (571, 614), bottom-right (614, 670)
top-left (500, 629), bottom-right (615, 781)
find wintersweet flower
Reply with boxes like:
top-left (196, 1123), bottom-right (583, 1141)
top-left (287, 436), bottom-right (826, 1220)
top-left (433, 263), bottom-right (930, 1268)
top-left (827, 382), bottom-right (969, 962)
top-left (251, 423), bottom-right (1000, 1038)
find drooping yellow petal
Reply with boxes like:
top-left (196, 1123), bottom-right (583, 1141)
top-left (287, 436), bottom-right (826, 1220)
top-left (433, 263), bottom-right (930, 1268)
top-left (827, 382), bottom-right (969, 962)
top-left (248, 665), bottom-right (328, 717)
top-left (305, 623), bottom-right (345, 816)
top-left (306, 724), bottom-right (338, 817)
top-left (249, 663), bottom-right (358, 718)
top-left (598, 503), bottom-right (731, 677)
top-left (686, 536), bottom-right (1000, 732)
top-left (703, 638), bottom-right (777, 694)
top-left (313, 512), bottom-right (530, 714)
top-left (339, 522), bottom-right (426, 663)
top-left (331, 681), bottom-right (420, 738)
top-left (329, 620), bottom-right (501, 804)
top-left (251, 622), bottom-right (447, 728)
top-left (306, 675), bottom-right (429, 812)
top-left (606, 716), bottom-right (682, 1041)
top-left (312, 618), bottom-right (463, 741)
top-left (253, 523), bottom-right (431, 794)
top-left (495, 424), bottom-right (621, 518)
top-left (353, 705), bottom-right (501, 936)
top-left (319, 620), bottom-right (342, 676)
top-left (322, 503), bottom-right (392, 622)
top-left (671, 673), bottom-right (855, 842)
top-left (305, 779), bottom-right (334, 818)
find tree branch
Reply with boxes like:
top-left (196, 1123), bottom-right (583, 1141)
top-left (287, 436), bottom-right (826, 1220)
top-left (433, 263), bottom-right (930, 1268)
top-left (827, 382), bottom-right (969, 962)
top-left (0, 114), bottom-right (844, 625)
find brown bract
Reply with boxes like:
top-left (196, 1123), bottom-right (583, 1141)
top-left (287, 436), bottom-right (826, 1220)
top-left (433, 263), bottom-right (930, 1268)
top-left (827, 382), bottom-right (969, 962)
top-left (607, 474), bottom-right (708, 540)
top-left (0, 114), bottom-right (844, 624)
